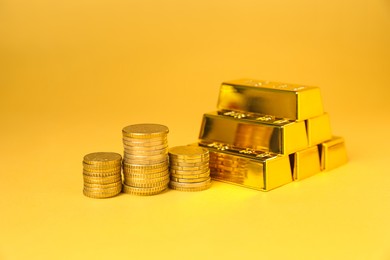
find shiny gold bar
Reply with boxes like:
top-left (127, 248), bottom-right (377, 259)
top-left (217, 79), bottom-right (324, 121)
top-left (320, 136), bottom-right (348, 171)
top-left (306, 113), bottom-right (332, 146)
top-left (199, 111), bottom-right (308, 155)
top-left (191, 143), bottom-right (292, 191)
top-left (291, 146), bottom-right (321, 181)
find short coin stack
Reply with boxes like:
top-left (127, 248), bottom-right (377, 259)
top-left (122, 124), bottom-right (170, 196)
top-left (82, 152), bottom-right (122, 198)
top-left (169, 146), bottom-right (211, 192)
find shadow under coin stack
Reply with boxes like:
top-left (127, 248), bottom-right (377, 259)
top-left (168, 146), bottom-right (211, 192)
top-left (122, 124), bottom-right (170, 196)
top-left (193, 79), bottom-right (348, 191)
top-left (82, 152), bottom-right (122, 198)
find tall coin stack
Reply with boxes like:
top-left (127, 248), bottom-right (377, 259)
top-left (168, 146), bottom-right (211, 192)
top-left (82, 152), bottom-right (123, 198)
top-left (122, 124), bottom-right (170, 196)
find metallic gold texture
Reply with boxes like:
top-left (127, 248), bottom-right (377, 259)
top-left (291, 146), bottom-right (321, 181)
top-left (194, 143), bottom-right (292, 191)
top-left (199, 111), bottom-right (308, 155)
top-left (320, 136), bottom-right (348, 171)
top-left (217, 79), bottom-right (324, 121)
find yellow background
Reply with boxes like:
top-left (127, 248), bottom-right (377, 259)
top-left (1, 0), bottom-right (390, 259)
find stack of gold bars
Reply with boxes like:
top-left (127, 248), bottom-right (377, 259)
top-left (168, 146), bottom-right (211, 192)
top-left (82, 152), bottom-right (123, 198)
top-left (193, 79), bottom-right (348, 191)
top-left (122, 124), bottom-right (170, 196)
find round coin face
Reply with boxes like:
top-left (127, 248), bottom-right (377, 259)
top-left (122, 124), bottom-right (169, 138)
top-left (168, 146), bottom-right (209, 158)
top-left (83, 152), bottom-right (122, 165)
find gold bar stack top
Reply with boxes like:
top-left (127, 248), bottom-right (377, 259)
top-left (196, 79), bottom-right (348, 191)
top-left (122, 124), bottom-right (170, 196)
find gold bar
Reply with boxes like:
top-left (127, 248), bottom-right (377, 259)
top-left (191, 143), bottom-right (292, 191)
top-left (217, 79), bottom-right (324, 121)
top-left (306, 113), bottom-right (332, 146)
top-left (291, 146), bottom-right (321, 181)
top-left (320, 136), bottom-right (348, 171)
top-left (199, 111), bottom-right (308, 155)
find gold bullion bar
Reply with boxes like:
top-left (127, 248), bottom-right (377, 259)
top-left (320, 136), bottom-right (348, 171)
top-left (199, 111), bottom-right (308, 155)
top-left (217, 79), bottom-right (324, 121)
top-left (193, 143), bottom-right (292, 191)
top-left (306, 113), bottom-right (332, 146)
top-left (291, 146), bottom-right (321, 181)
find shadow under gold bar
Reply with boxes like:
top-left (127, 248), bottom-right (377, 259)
top-left (217, 79), bottom-right (324, 121)
top-left (320, 136), bottom-right (348, 171)
top-left (199, 111), bottom-right (308, 155)
top-left (192, 143), bottom-right (293, 191)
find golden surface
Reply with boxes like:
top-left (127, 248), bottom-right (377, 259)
top-left (320, 136), bottom-right (349, 171)
top-left (122, 124), bottom-right (169, 139)
top-left (306, 113), bottom-right (332, 146)
top-left (83, 152), bottom-right (122, 165)
top-left (199, 111), bottom-right (308, 154)
top-left (204, 144), bottom-right (293, 191)
top-left (1, 0), bottom-right (390, 258)
top-left (292, 146), bottom-right (322, 181)
top-left (218, 79), bottom-right (324, 120)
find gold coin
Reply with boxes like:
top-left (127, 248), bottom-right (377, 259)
top-left (82, 170), bottom-right (121, 178)
top-left (83, 174), bottom-right (122, 184)
top-left (122, 124), bottom-right (169, 139)
top-left (123, 157), bottom-right (168, 165)
top-left (124, 178), bottom-right (170, 188)
top-left (124, 153), bottom-right (168, 161)
top-left (169, 177), bottom-right (211, 188)
top-left (83, 189), bottom-right (121, 199)
top-left (83, 164), bottom-right (122, 172)
top-left (124, 148), bottom-right (168, 156)
top-left (123, 135), bottom-right (167, 143)
top-left (83, 185), bottom-right (122, 193)
top-left (83, 181), bottom-right (122, 189)
top-left (169, 156), bottom-right (209, 164)
top-left (123, 170), bottom-right (169, 179)
top-left (83, 152), bottom-right (122, 165)
top-left (123, 143), bottom-right (168, 151)
top-left (168, 146), bottom-right (208, 159)
top-left (170, 170), bottom-right (210, 179)
top-left (124, 174), bottom-right (169, 185)
top-left (169, 183), bottom-right (211, 192)
top-left (169, 160), bottom-right (209, 167)
top-left (122, 183), bottom-right (167, 196)
top-left (169, 164), bottom-right (209, 171)
top-left (170, 176), bottom-right (210, 183)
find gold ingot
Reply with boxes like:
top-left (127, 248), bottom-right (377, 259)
top-left (199, 111), bottom-right (308, 155)
top-left (306, 113), bottom-right (332, 146)
top-left (291, 146), bottom-right (321, 181)
top-left (217, 79), bottom-right (324, 121)
top-left (320, 136), bottom-right (348, 171)
top-left (194, 143), bottom-right (292, 191)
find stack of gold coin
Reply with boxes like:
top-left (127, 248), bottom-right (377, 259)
top-left (168, 146), bottom-right (211, 191)
top-left (82, 152), bottom-right (122, 198)
top-left (122, 124), bottom-right (170, 196)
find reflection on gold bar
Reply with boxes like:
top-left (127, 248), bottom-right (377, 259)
top-left (217, 79), bottom-right (324, 121)
top-left (320, 136), bottom-right (348, 171)
top-left (306, 113), bottom-right (332, 146)
top-left (191, 143), bottom-right (293, 191)
top-left (291, 146), bottom-right (321, 181)
top-left (199, 111), bottom-right (308, 155)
